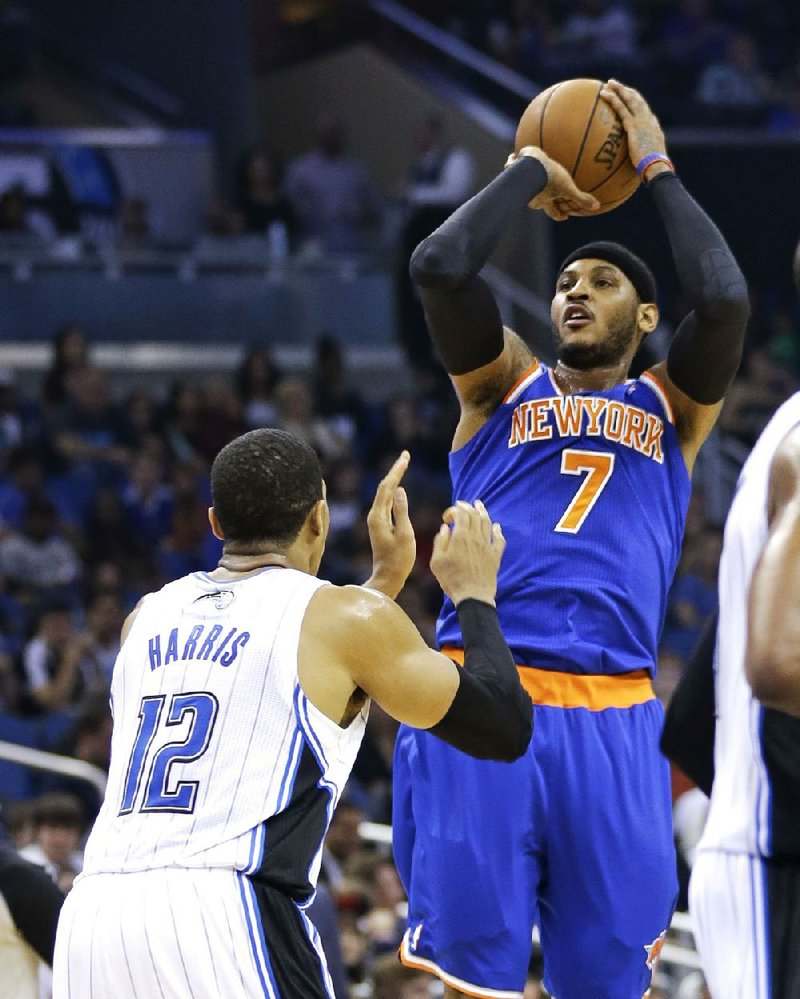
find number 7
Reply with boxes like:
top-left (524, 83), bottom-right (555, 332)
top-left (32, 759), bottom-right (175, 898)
top-left (555, 449), bottom-right (615, 534)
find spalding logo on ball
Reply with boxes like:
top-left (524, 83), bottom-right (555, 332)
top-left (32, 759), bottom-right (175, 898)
top-left (515, 78), bottom-right (640, 214)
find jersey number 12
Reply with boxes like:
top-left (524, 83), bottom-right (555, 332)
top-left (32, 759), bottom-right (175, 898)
top-left (119, 691), bottom-right (219, 815)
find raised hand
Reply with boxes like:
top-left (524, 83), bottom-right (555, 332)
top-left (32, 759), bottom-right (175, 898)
top-left (506, 146), bottom-right (600, 220)
top-left (600, 80), bottom-right (671, 179)
top-left (365, 451), bottom-right (417, 599)
top-left (430, 500), bottom-right (506, 605)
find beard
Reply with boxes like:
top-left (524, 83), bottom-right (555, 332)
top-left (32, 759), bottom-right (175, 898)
top-left (555, 306), bottom-right (640, 370)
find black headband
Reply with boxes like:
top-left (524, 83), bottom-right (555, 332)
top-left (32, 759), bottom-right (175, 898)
top-left (558, 241), bottom-right (657, 304)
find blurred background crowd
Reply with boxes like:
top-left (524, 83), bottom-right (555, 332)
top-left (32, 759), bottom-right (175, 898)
top-left (0, 1), bottom-right (799, 997)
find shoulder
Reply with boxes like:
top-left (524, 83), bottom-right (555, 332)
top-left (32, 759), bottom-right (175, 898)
top-left (645, 361), bottom-right (723, 475)
top-left (120, 593), bottom-right (152, 644)
top-left (452, 329), bottom-right (538, 449)
top-left (768, 421), bottom-right (800, 521)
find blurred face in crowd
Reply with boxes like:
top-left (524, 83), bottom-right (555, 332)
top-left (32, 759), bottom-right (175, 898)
top-left (68, 366), bottom-right (111, 415)
top-left (38, 821), bottom-right (81, 868)
top-left (88, 592), bottom-right (123, 642)
top-left (58, 325), bottom-right (88, 368)
top-left (325, 802), bottom-right (364, 862)
top-left (40, 609), bottom-right (73, 648)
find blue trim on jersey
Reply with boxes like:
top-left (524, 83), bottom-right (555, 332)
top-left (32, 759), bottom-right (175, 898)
top-left (276, 727), bottom-right (304, 813)
top-left (245, 822), bottom-right (267, 875)
top-left (238, 872), bottom-right (280, 998)
top-left (293, 687), bottom-right (329, 770)
top-left (296, 903), bottom-right (337, 999)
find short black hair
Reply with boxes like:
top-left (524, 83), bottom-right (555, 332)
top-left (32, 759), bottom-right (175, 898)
top-left (211, 429), bottom-right (323, 548)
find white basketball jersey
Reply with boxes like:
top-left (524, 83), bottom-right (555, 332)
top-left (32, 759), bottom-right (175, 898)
top-left (698, 392), bottom-right (800, 858)
top-left (82, 567), bottom-right (367, 898)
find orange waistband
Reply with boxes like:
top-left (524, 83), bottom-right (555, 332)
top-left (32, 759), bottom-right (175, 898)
top-left (441, 646), bottom-right (655, 711)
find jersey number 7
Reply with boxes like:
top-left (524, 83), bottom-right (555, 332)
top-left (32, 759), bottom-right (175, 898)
top-left (554, 449), bottom-right (616, 534)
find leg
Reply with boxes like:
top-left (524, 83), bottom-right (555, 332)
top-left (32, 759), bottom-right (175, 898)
top-left (395, 727), bottom-right (542, 998)
top-left (537, 701), bottom-right (678, 999)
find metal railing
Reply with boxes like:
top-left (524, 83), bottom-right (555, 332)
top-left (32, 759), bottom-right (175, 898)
top-left (0, 741), bottom-right (107, 798)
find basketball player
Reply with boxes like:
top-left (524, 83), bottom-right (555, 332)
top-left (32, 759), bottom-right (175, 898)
top-left (392, 79), bottom-right (750, 999)
top-left (686, 258), bottom-right (800, 996)
top-left (52, 429), bottom-right (532, 998)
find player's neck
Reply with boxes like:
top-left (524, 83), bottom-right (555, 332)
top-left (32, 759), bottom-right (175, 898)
top-left (213, 551), bottom-right (292, 579)
top-left (552, 359), bottom-right (630, 394)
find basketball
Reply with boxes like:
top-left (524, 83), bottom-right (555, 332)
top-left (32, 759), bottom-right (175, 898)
top-left (515, 78), bottom-right (640, 214)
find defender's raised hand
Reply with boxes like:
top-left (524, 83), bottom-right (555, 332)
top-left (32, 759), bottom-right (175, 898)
top-left (365, 450), bottom-right (416, 599)
top-left (430, 500), bottom-right (506, 606)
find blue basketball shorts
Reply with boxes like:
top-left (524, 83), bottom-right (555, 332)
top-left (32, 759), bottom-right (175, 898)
top-left (393, 676), bottom-right (677, 999)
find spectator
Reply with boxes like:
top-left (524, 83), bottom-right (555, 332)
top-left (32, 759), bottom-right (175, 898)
top-left (122, 451), bottom-right (174, 547)
top-left (274, 376), bottom-right (349, 464)
top-left (234, 145), bottom-right (297, 243)
top-left (285, 115), bottom-right (381, 254)
top-left (79, 591), bottom-right (123, 687)
top-left (189, 376), bottom-right (248, 463)
top-left (41, 324), bottom-right (89, 411)
top-left (312, 335), bottom-right (368, 450)
top-left (19, 793), bottom-right (84, 892)
top-left (371, 953), bottom-right (431, 999)
top-left (51, 365), bottom-right (131, 493)
top-left (236, 346), bottom-right (282, 429)
top-left (0, 496), bottom-right (80, 596)
top-left (553, 0), bottom-right (642, 78)
top-left (162, 381), bottom-right (203, 465)
top-left (20, 597), bottom-right (86, 713)
top-left (0, 842), bottom-right (65, 999)
top-left (695, 31), bottom-right (774, 125)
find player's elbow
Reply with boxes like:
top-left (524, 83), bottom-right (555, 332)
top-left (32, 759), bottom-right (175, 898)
top-left (704, 278), bottom-right (751, 331)
top-left (409, 234), bottom-right (470, 291)
top-left (494, 701), bottom-right (534, 762)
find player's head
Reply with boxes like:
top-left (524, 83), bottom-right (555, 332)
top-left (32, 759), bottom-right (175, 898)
top-left (552, 241), bottom-right (659, 370)
top-left (209, 429), bottom-right (327, 572)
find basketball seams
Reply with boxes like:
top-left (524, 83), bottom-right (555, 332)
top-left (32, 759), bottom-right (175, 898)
top-left (538, 82), bottom-right (563, 152)
top-left (587, 154), bottom-right (640, 195)
top-left (568, 81), bottom-right (604, 178)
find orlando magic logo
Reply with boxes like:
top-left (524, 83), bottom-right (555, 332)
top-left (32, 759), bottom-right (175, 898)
top-left (195, 589), bottom-right (236, 611)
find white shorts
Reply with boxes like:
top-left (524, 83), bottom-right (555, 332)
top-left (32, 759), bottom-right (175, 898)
top-left (53, 868), bottom-right (335, 998)
top-left (690, 850), bottom-right (800, 999)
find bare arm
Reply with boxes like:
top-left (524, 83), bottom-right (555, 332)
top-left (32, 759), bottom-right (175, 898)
top-left (746, 422), bottom-right (800, 713)
top-left (300, 502), bottom-right (532, 761)
top-left (29, 641), bottom-right (82, 712)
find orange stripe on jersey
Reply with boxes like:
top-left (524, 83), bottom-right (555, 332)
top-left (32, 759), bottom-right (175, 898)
top-left (441, 647), bottom-right (655, 710)
top-left (502, 361), bottom-right (540, 405)
top-left (640, 370), bottom-right (675, 425)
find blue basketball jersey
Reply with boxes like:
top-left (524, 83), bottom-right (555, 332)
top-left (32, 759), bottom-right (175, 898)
top-left (437, 361), bottom-right (691, 675)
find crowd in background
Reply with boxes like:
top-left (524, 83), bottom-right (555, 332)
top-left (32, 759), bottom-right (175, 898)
top-left (409, 0), bottom-right (800, 129)
top-left (0, 296), bottom-right (797, 995)
top-left (0, 2), bottom-right (799, 997)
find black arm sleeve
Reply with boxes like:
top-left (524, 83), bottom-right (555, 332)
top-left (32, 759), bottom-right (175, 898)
top-left (429, 599), bottom-right (533, 761)
top-left (409, 156), bottom-right (548, 375)
top-left (0, 844), bottom-right (65, 964)
top-left (649, 173), bottom-right (749, 404)
top-left (660, 612), bottom-right (717, 796)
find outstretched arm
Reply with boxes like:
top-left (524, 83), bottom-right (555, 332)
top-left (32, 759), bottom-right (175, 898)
top-left (300, 503), bottom-right (533, 762)
top-left (601, 81), bottom-right (750, 466)
top-left (746, 421), bottom-right (800, 714)
top-left (409, 149), bottom-right (597, 427)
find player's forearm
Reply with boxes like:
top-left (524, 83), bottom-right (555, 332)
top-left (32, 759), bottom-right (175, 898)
top-left (410, 157), bottom-right (546, 289)
top-left (746, 500), bottom-right (800, 715)
top-left (408, 157), bottom-right (546, 375)
top-left (650, 172), bottom-right (749, 403)
top-left (429, 599), bottom-right (533, 761)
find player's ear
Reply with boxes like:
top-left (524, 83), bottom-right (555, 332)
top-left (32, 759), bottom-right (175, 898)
top-left (208, 507), bottom-right (225, 541)
top-left (308, 498), bottom-right (328, 538)
top-left (637, 302), bottom-right (659, 338)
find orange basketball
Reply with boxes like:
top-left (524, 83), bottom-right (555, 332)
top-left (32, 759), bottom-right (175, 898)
top-left (515, 78), bottom-right (640, 214)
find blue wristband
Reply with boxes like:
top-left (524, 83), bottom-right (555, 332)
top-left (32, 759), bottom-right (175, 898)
top-left (635, 153), bottom-right (673, 178)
